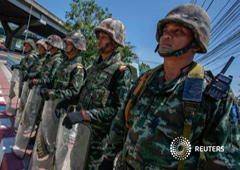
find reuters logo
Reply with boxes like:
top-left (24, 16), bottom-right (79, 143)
top-left (170, 137), bottom-right (191, 160)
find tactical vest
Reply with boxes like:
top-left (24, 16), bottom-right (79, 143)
top-left (53, 61), bottom-right (84, 89)
top-left (78, 53), bottom-right (125, 110)
top-left (125, 62), bottom-right (205, 170)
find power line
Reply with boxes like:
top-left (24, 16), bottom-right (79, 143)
top-left (201, 0), bottom-right (207, 8)
top-left (206, 0), bottom-right (214, 12)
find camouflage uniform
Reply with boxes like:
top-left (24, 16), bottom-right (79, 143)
top-left (47, 32), bottom-right (86, 100)
top-left (68, 19), bottom-right (132, 169)
top-left (31, 35), bottom-right (63, 87)
top-left (79, 51), bottom-right (131, 168)
top-left (28, 39), bottom-right (48, 79)
top-left (12, 39), bottom-right (38, 71)
top-left (108, 4), bottom-right (240, 170)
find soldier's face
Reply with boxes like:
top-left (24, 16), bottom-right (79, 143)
top-left (46, 43), bottom-right (53, 51)
top-left (65, 40), bottom-right (75, 53)
top-left (96, 32), bottom-right (115, 53)
top-left (158, 23), bottom-right (193, 54)
top-left (24, 43), bottom-right (32, 53)
top-left (37, 44), bottom-right (46, 56)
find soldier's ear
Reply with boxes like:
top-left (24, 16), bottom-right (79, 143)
top-left (191, 41), bottom-right (201, 52)
top-left (192, 47), bottom-right (201, 52)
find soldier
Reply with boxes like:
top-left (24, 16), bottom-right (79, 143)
top-left (39, 32), bottom-right (86, 101)
top-left (107, 4), bottom-right (240, 170)
top-left (11, 38), bottom-right (38, 72)
top-left (12, 36), bottom-right (63, 159)
top-left (30, 32), bottom-right (86, 169)
top-left (28, 35), bottom-right (63, 89)
top-left (57, 18), bottom-right (132, 169)
top-left (14, 39), bottom-right (48, 132)
top-left (11, 39), bottom-right (38, 117)
top-left (23, 39), bottom-right (48, 81)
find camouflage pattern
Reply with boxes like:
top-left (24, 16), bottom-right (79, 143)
top-left (75, 51), bottom-right (131, 168)
top-left (95, 18), bottom-right (126, 47)
top-left (28, 53), bottom-right (47, 79)
top-left (156, 4), bottom-right (211, 53)
top-left (13, 50), bottom-right (38, 71)
top-left (46, 35), bottom-right (63, 50)
top-left (36, 39), bottom-right (47, 50)
top-left (24, 38), bottom-right (36, 50)
top-left (47, 53), bottom-right (85, 100)
top-left (64, 32), bottom-right (86, 51)
top-left (33, 50), bottom-right (62, 87)
top-left (108, 64), bottom-right (240, 170)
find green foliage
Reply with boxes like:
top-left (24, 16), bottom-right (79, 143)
top-left (64, 0), bottom-right (138, 66)
top-left (139, 62), bottom-right (150, 71)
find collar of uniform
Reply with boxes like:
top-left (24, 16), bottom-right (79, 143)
top-left (94, 51), bottom-right (121, 70)
top-left (148, 67), bottom-right (187, 94)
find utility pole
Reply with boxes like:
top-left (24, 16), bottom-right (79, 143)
top-left (22, 0), bottom-right (33, 54)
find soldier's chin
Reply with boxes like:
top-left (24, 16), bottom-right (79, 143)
top-left (158, 47), bottom-right (173, 53)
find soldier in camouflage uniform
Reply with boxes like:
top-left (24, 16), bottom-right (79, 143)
top-left (14, 39), bottom-right (48, 131)
top-left (30, 32), bottom-right (86, 169)
top-left (40, 32), bottom-right (86, 101)
top-left (28, 35), bottom-right (63, 89)
top-left (23, 39), bottom-right (48, 81)
top-left (59, 18), bottom-right (132, 169)
top-left (107, 4), bottom-right (240, 170)
top-left (11, 39), bottom-right (38, 98)
top-left (11, 38), bottom-right (38, 72)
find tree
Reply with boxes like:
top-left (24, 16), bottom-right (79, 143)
top-left (64, 0), bottom-right (138, 66)
top-left (139, 62), bottom-right (150, 72)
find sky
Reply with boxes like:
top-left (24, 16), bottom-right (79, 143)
top-left (37, 0), bottom-right (240, 96)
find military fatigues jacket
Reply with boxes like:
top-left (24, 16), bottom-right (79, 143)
top-left (77, 52), bottom-right (132, 164)
top-left (48, 54), bottom-right (85, 100)
top-left (33, 50), bottom-right (62, 87)
top-left (14, 50), bottom-right (38, 71)
top-left (108, 63), bottom-right (240, 170)
top-left (28, 53), bottom-right (47, 79)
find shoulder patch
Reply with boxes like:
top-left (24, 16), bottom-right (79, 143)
top-left (119, 65), bottom-right (127, 71)
top-left (77, 65), bottom-right (83, 69)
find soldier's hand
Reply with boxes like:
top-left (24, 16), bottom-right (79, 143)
top-left (40, 87), bottom-right (50, 100)
top-left (55, 99), bottom-right (70, 118)
top-left (11, 65), bottom-right (16, 71)
top-left (62, 110), bottom-right (89, 129)
top-left (23, 71), bottom-right (29, 81)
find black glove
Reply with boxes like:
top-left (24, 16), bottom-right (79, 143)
top-left (23, 71), bottom-right (29, 81)
top-left (11, 65), bottom-right (15, 71)
top-left (55, 99), bottom-right (70, 118)
top-left (62, 110), bottom-right (86, 129)
top-left (40, 87), bottom-right (50, 100)
top-left (28, 79), bottom-right (35, 89)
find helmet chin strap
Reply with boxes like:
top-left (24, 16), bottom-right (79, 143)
top-left (98, 41), bottom-right (115, 54)
top-left (155, 41), bottom-right (195, 57)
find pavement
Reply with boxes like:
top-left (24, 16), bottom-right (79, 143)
top-left (0, 54), bottom-right (29, 170)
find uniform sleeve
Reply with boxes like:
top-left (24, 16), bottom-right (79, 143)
top-left (202, 90), bottom-right (240, 169)
top-left (85, 68), bottom-right (131, 127)
top-left (20, 56), bottom-right (36, 71)
top-left (34, 59), bottom-right (62, 86)
top-left (104, 75), bottom-right (142, 159)
top-left (49, 67), bottom-right (85, 100)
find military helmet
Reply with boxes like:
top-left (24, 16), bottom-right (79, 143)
top-left (46, 35), bottom-right (63, 50)
top-left (95, 18), bottom-right (126, 47)
top-left (156, 4), bottom-right (211, 53)
top-left (36, 39), bottom-right (47, 50)
top-left (23, 39), bottom-right (36, 50)
top-left (64, 32), bottom-right (86, 51)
